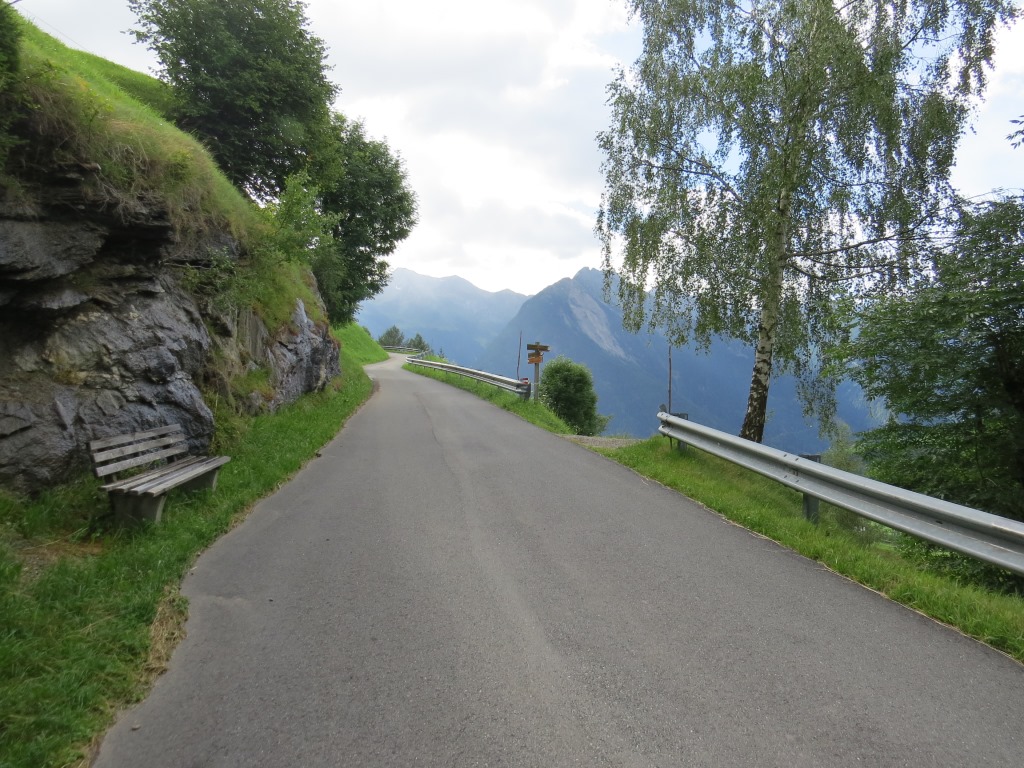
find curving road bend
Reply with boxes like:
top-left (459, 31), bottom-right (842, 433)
top-left (95, 354), bottom-right (1024, 767)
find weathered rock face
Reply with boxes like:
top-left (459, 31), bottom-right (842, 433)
top-left (0, 173), bottom-right (339, 494)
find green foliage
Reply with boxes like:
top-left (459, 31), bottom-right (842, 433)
top-left (312, 115), bottom-right (418, 324)
top-left (598, 0), bottom-right (1016, 442)
top-left (377, 325), bottom-right (405, 347)
top-left (821, 422), bottom-right (866, 476)
top-left (10, 13), bottom-right (415, 339)
top-left (406, 333), bottom-right (431, 353)
top-left (258, 170), bottom-right (338, 264)
top-left (538, 356), bottom-right (610, 436)
top-left (0, 3), bottom-right (20, 88)
top-left (0, 356), bottom-right (375, 768)
top-left (842, 196), bottom-right (1024, 522)
top-left (128, 0), bottom-right (337, 200)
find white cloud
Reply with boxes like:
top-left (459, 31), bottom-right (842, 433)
top-left (18, 0), bottom-right (1023, 296)
top-left (951, 20), bottom-right (1024, 198)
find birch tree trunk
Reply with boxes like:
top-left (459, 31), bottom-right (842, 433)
top-left (740, 188), bottom-right (791, 443)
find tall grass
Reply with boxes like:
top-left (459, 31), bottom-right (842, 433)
top-left (13, 22), bottom-right (256, 242)
top-left (0, 325), bottom-right (381, 768)
top-left (405, 363), bottom-right (573, 434)
top-left (336, 323), bottom-right (390, 365)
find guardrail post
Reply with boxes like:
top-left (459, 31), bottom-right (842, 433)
top-left (520, 378), bottom-right (531, 401)
top-left (799, 454), bottom-right (821, 524)
top-left (660, 407), bottom-right (689, 452)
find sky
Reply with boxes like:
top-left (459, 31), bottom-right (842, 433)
top-left (17, 0), bottom-right (1024, 296)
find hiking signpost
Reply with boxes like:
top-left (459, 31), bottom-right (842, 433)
top-left (525, 342), bottom-right (549, 401)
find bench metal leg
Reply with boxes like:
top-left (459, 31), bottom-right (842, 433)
top-left (110, 493), bottom-right (167, 525)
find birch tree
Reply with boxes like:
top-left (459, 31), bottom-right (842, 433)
top-left (597, 0), bottom-right (1015, 442)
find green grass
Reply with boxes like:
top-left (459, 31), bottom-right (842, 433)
top-left (14, 21), bottom-right (257, 242)
top-left (336, 323), bottom-right (390, 366)
top-left (405, 363), bottom-right (573, 434)
top-left (45, 41), bottom-right (177, 120)
top-left (0, 325), bottom-right (380, 768)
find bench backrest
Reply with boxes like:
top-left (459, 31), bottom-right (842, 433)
top-left (89, 425), bottom-right (188, 478)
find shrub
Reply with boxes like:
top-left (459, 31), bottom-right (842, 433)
top-left (538, 356), bottom-right (609, 436)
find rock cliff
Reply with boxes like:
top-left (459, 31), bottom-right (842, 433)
top-left (0, 170), bottom-right (339, 494)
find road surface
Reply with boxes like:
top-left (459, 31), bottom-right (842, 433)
top-left (95, 355), bottom-right (1024, 766)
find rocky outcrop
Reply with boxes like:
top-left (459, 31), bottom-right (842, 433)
top-left (0, 172), bottom-right (339, 494)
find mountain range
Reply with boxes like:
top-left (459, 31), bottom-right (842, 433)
top-left (357, 267), bottom-right (878, 453)
top-left (355, 268), bottom-right (527, 365)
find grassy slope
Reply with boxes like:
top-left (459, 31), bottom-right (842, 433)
top-left (405, 363), bottom-right (573, 434)
top-left (15, 21), bottom-right (254, 238)
top-left (339, 323), bottom-right (390, 365)
top-left (0, 325), bottom-right (384, 768)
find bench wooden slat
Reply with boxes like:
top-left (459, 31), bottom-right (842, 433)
top-left (89, 424), bottom-right (182, 451)
top-left (101, 455), bottom-right (208, 493)
top-left (94, 444), bottom-right (188, 478)
top-left (89, 423), bottom-right (229, 525)
top-left (92, 433), bottom-right (185, 465)
top-left (132, 456), bottom-right (231, 496)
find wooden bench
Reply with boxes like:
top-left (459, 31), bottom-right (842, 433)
top-left (89, 424), bottom-right (231, 524)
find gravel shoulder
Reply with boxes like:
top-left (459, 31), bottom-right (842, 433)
top-left (559, 435), bottom-right (642, 449)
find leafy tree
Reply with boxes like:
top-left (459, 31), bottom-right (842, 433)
top-left (377, 325), bottom-right (404, 348)
top-left (406, 333), bottom-right (431, 353)
top-left (128, 0), bottom-right (336, 199)
top-left (598, 0), bottom-right (1015, 443)
top-left (311, 115), bottom-right (417, 324)
top-left (842, 197), bottom-right (1024, 521)
top-left (1009, 115), bottom-right (1024, 148)
top-left (260, 170), bottom-right (338, 262)
top-left (539, 357), bottom-right (610, 436)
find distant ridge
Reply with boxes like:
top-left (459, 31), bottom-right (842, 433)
top-left (475, 268), bottom-right (876, 452)
top-left (360, 267), bottom-right (877, 451)
top-left (356, 268), bottom-right (527, 365)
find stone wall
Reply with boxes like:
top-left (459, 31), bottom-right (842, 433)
top-left (0, 172), bottom-right (339, 494)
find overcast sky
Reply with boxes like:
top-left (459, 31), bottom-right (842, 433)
top-left (19, 0), bottom-right (1024, 296)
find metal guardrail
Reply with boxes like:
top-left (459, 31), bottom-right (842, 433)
top-left (658, 412), bottom-right (1024, 576)
top-left (382, 346), bottom-right (425, 357)
top-left (407, 358), bottom-right (531, 400)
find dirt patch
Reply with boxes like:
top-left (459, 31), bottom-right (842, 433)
top-left (560, 435), bottom-right (642, 450)
top-left (8, 536), bottom-right (105, 583)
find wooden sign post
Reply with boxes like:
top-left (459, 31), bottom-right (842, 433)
top-left (525, 342), bottom-right (549, 400)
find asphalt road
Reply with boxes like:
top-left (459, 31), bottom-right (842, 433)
top-left (94, 355), bottom-right (1024, 767)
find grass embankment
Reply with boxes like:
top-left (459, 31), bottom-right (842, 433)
top-left (10, 20), bottom-right (320, 336)
top-left (404, 362), bottom-right (573, 434)
top-left (0, 324), bottom-right (383, 768)
top-left (412, 368), bottom-right (1024, 664)
top-left (14, 21), bottom-right (254, 239)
